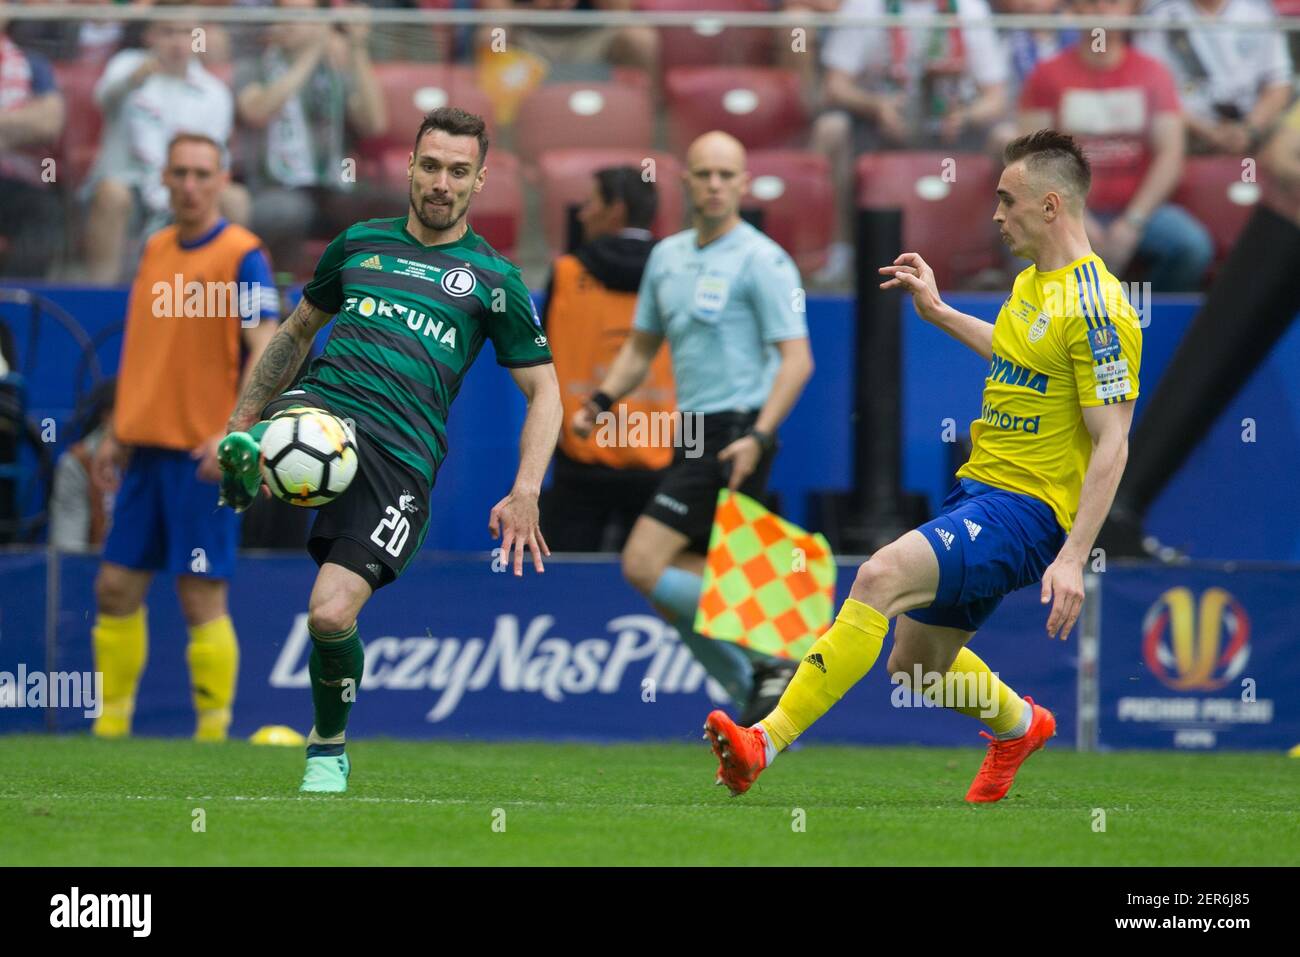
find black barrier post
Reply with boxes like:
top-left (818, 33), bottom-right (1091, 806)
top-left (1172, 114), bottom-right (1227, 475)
top-left (831, 207), bottom-right (917, 553)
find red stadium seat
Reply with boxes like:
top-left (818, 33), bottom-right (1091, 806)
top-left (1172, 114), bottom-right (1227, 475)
top-left (744, 150), bottom-right (834, 274)
top-left (515, 82), bottom-right (654, 159)
top-left (856, 152), bottom-right (1001, 291)
top-left (53, 61), bottom-right (104, 189)
top-left (538, 148), bottom-right (684, 256)
top-left (611, 67), bottom-right (653, 93)
top-left (1173, 155), bottom-right (1264, 264)
top-left (468, 149), bottom-right (523, 260)
top-left (636, 0), bottom-right (773, 70)
top-left (1272, 0), bottom-right (1300, 13)
top-left (664, 67), bottom-right (808, 151)
top-left (367, 62), bottom-right (495, 155)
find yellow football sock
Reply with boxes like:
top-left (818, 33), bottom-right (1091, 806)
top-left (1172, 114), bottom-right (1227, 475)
top-left (91, 606), bottom-right (148, 738)
top-left (944, 646), bottom-right (1028, 736)
top-left (188, 615), bottom-right (239, 742)
top-left (760, 598), bottom-right (888, 750)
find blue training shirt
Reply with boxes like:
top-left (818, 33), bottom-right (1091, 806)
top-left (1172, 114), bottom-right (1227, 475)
top-left (632, 220), bottom-right (807, 413)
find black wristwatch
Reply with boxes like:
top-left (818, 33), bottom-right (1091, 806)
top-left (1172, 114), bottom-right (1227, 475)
top-left (747, 427), bottom-right (776, 452)
top-left (588, 391), bottom-right (614, 413)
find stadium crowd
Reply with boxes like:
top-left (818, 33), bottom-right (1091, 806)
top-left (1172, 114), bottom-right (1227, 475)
top-left (0, 0), bottom-right (1299, 290)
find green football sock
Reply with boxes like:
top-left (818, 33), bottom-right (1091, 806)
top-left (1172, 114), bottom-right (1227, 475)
top-left (308, 623), bottom-right (364, 741)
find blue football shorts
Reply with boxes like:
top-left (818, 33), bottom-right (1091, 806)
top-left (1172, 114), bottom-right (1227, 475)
top-left (904, 477), bottom-right (1066, 632)
top-left (102, 446), bottom-right (241, 578)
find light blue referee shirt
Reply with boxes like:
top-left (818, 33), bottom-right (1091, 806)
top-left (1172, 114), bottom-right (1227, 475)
top-left (632, 220), bottom-right (807, 413)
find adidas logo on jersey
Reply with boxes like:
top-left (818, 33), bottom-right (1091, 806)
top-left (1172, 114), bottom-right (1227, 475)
top-left (934, 527), bottom-right (954, 550)
top-left (803, 653), bottom-right (826, 673)
top-left (963, 518), bottom-right (982, 541)
top-left (360, 255), bottom-right (383, 270)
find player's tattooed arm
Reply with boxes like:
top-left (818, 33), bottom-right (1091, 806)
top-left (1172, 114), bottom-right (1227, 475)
top-left (226, 297), bottom-right (334, 432)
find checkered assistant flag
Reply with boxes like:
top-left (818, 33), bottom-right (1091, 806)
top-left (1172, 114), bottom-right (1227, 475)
top-left (693, 491), bottom-right (836, 660)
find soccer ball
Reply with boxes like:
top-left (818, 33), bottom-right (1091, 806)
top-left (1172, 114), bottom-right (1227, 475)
top-left (258, 407), bottom-right (358, 507)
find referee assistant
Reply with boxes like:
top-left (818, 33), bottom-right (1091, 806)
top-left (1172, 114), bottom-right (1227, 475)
top-left (572, 131), bottom-right (814, 724)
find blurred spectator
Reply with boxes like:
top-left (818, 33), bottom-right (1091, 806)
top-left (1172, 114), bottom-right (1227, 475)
top-left (812, 0), bottom-right (1009, 281)
top-left (1137, 0), bottom-right (1293, 155)
top-left (1019, 0), bottom-right (1213, 290)
top-left (779, 0), bottom-right (846, 90)
top-left (235, 0), bottom-right (392, 274)
top-left (49, 378), bottom-right (117, 551)
top-left (83, 0), bottom-right (247, 283)
top-left (0, 14), bottom-right (66, 278)
top-left (998, 0), bottom-right (1078, 89)
top-left (989, 0), bottom-right (1079, 161)
top-left (119, 1), bottom-right (235, 66)
top-left (541, 167), bottom-right (674, 552)
top-left (6, 0), bottom-right (125, 65)
top-left (477, 0), bottom-right (659, 80)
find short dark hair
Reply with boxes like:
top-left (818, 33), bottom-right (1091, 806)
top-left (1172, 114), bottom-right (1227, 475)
top-left (594, 166), bottom-right (657, 229)
top-left (1003, 129), bottom-right (1091, 206)
top-left (413, 107), bottom-right (490, 167)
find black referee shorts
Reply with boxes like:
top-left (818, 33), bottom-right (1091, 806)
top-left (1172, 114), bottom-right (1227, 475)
top-left (640, 410), bottom-right (776, 554)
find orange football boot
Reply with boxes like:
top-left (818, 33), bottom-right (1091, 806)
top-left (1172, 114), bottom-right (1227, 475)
top-left (704, 710), bottom-right (768, 796)
top-left (965, 696), bottom-right (1056, 803)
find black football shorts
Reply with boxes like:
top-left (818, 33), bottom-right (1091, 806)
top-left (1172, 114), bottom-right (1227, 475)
top-left (260, 389), bottom-right (431, 590)
top-left (640, 410), bottom-right (776, 554)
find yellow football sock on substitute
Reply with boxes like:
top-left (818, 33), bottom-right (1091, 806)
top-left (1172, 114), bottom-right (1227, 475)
top-left (760, 598), bottom-right (888, 750)
top-left (91, 606), bottom-right (148, 738)
top-left (188, 615), bottom-right (239, 742)
top-left (945, 646), bottom-right (1028, 737)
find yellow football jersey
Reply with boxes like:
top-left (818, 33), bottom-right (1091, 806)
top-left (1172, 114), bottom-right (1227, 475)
top-left (957, 254), bottom-right (1142, 533)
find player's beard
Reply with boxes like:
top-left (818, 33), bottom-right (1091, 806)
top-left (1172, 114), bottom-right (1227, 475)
top-left (411, 185), bottom-right (470, 233)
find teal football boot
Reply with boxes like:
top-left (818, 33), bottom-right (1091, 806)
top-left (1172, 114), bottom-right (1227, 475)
top-left (300, 752), bottom-right (351, 794)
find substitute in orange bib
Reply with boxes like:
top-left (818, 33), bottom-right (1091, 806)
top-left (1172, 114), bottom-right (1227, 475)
top-left (89, 132), bottom-right (280, 741)
top-left (542, 166), bottom-right (674, 552)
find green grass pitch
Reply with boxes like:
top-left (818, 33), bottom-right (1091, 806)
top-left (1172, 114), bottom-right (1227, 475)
top-left (1, 735), bottom-right (1297, 866)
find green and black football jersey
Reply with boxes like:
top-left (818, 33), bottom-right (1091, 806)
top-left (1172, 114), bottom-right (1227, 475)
top-left (298, 218), bottom-right (552, 484)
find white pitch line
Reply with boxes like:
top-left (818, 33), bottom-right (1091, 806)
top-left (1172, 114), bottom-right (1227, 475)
top-left (0, 792), bottom-right (727, 811)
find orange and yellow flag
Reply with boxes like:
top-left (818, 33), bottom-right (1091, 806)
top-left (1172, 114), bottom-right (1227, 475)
top-left (694, 491), bottom-right (836, 660)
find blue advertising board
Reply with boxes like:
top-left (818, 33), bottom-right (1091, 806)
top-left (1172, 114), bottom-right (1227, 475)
top-left (1096, 563), bottom-right (1300, 750)
top-left (2, 550), bottom-right (1078, 747)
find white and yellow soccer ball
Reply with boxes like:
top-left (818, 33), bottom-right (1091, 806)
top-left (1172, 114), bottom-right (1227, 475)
top-left (258, 407), bottom-right (358, 507)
